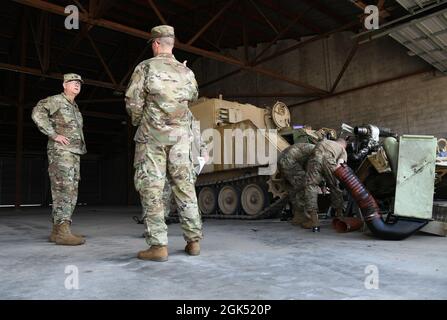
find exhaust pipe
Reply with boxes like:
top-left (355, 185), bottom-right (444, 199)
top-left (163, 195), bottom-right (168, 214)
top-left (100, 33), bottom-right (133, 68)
top-left (334, 164), bottom-right (428, 240)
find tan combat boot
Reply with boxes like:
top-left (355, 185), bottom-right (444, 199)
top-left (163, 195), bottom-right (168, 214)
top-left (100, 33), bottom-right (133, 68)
top-left (296, 211), bottom-right (313, 229)
top-left (309, 211), bottom-right (320, 232)
top-left (185, 241), bottom-right (200, 256)
top-left (137, 246), bottom-right (168, 262)
top-left (291, 209), bottom-right (305, 226)
top-left (49, 224), bottom-right (85, 243)
top-left (301, 211), bottom-right (320, 232)
top-left (300, 220), bottom-right (313, 229)
top-left (54, 222), bottom-right (86, 246)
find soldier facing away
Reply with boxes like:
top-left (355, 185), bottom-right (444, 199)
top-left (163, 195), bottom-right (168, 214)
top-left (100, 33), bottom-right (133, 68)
top-left (278, 143), bottom-right (315, 229)
top-left (125, 25), bottom-right (205, 262)
top-left (304, 138), bottom-right (348, 232)
top-left (31, 73), bottom-right (86, 246)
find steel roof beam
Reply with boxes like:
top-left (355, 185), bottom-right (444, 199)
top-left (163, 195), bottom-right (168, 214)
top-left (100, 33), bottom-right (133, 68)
top-left (13, 0), bottom-right (327, 94)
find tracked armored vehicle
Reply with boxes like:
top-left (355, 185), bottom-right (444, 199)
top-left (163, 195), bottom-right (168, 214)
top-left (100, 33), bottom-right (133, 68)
top-left (190, 97), bottom-right (292, 219)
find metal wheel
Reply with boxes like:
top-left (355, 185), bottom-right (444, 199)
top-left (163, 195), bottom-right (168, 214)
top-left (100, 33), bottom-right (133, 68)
top-left (218, 185), bottom-right (239, 215)
top-left (241, 184), bottom-right (267, 215)
top-left (198, 187), bottom-right (217, 214)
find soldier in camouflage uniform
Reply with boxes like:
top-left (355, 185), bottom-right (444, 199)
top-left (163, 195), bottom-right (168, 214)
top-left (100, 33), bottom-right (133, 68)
top-left (278, 143), bottom-right (315, 229)
top-left (31, 73), bottom-right (86, 246)
top-left (304, 138), bottom-right (347, 232)
top-left (125, 25), bottom-right (204, 262)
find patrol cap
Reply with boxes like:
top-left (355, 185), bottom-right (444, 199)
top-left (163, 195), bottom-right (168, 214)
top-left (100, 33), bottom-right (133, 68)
top-left (148, 25), bottom-right (175, 42)
top-left (63, 73), bottom-right (84, 84)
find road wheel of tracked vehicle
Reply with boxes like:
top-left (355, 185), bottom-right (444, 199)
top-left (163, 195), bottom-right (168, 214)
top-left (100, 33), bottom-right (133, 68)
top-left (218, 185), bottom-right (240, 215)
top-left (241, 184), bottom-right (268, 216)
top-left (198, 187), bottom-right (217, 215)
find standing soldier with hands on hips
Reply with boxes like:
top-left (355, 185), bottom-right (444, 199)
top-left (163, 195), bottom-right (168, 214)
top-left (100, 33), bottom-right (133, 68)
top-left (125, 25), bottom-right (204, 262)
top-left (31, 73), bottom-right (87, 246)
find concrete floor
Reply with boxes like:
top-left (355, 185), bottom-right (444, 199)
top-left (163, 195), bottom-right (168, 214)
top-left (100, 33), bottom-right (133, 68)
top-left (0, 206), bottom-right (446, 300)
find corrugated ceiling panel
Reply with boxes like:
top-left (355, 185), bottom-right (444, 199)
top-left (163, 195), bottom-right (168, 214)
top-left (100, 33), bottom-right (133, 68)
top-left (396, 0), bottom-right (440, 11)
top-left (389, 9), bottom-right (447, 73)
top-left (437, 33), bottom-right (447, 44)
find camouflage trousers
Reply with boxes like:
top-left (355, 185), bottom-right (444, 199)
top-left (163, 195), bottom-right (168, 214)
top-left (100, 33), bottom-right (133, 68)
top-left (135, 177), bottom-right (174, 220)
top-left (134, 141), bottom-right (203, 246)
top-left (162, 178), bottom-right (174, 218)
top-left (278, 160), bottom-right (308, 220)
top-left (47, 149), bottom-right (80, 224)
top-left (160, 170), bottom-right (198, 219)
top-left (304, 158), bottom-right (344, 213)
